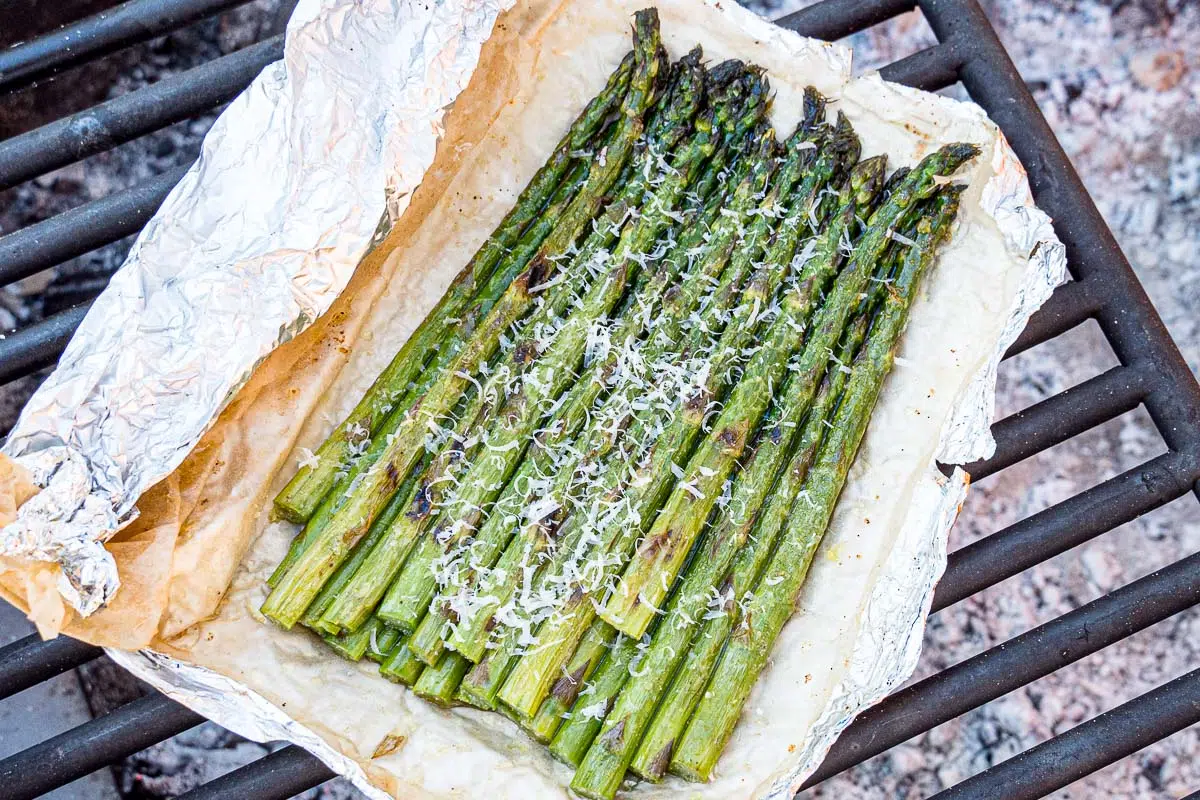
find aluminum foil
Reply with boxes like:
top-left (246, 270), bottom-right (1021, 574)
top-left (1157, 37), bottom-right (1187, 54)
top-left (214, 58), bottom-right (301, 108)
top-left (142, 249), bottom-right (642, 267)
top-left (0, 0), bottom-right (510, 616)
top-left (107, 648), bottom-right (395, 800)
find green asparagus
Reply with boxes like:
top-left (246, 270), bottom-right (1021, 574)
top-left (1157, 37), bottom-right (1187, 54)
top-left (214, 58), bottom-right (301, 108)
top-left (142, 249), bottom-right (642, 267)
top-left (272, 51), bottom-right (637, 525)
top-left (259, 12), bottom-right (665, 630)
top-left (670, 185), bottom-right (971, 781)
top-left (412, 651), bottom-right (472, 707)
top-left (379, 637), bottom-right (425, 686)
top-left (549, 632), bottom-right (642, 768)
top-left (602, 145), bottom-right (976, 639)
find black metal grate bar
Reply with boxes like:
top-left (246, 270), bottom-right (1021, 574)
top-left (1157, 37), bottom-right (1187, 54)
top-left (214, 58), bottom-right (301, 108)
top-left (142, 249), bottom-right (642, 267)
top-left (877, 42), bottom-right (963, 91)
top-left (175, 746), bottom-right (336, 800)
top-left (0, 305), bottom-right (92, 385)
top-left (777, 0), bottom-right (918, 41)
top-left (929, 667), bottom-right (1200, 800)
top-left (0, 36), bottom-right (282, 191)
top-left (805, 550), bottom-right (1200, 787)
top-left (1004, 279), bottom-right (1100, 359)
top-left (934, 450), bottom-right (1195, 612)
top-left (0, 692), bottom-right (204, 800)
top-left (0, 164), bottom-right (189, 287)
top-left (0, 0), bottom-right (257, 92)
top-left (964, 364), bottom-right (1150, 481)
top-left (0, 633), bottom-right (101, 701)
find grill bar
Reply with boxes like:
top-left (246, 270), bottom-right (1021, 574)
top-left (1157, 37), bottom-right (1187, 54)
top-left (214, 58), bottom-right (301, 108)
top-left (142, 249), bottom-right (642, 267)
top-left (934, 450), bottom-right (1195, 612)
top-left (965, 364), bottom-right (1150, 481)
top-left (1004, 280), bottom-right (1100, 359)
top-left (0, 164), bottom-right (189, 287)
top-left (0, 36), bottom-right (281, 191)
top-left (805, 550), bottom-right (1200, 787)
top-left (175, 745), bottom-right (335, 800)
top-left (0, 633), bottom-right (101, 701)
top-left (877, 42), bottom-right (963, 91)
top-left (0, 0), bottom-right (256, 92)
top-left (929, 667), bottom-right (1200, 800)
top-left (0, 305), bottom-right (92, 385)
top-left (0, 692), bottom-right (203, 800)
top-left (777, 0), bottom-right (918, 41)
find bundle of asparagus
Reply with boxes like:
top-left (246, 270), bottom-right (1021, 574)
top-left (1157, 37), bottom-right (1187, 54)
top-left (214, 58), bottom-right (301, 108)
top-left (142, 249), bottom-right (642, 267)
top-left (259, 8), bottom-right (978, 796)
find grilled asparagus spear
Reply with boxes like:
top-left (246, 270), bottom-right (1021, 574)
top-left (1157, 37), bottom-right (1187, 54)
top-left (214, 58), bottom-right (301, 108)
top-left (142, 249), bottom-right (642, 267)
top-left (498, 129), bottom-right (871, 720)
top-left (259, 12), bottom-right (665, 629)
top-left (670, 184), bottom-right (970, 781)
top-left (272, 52), bottom-right (637, 526)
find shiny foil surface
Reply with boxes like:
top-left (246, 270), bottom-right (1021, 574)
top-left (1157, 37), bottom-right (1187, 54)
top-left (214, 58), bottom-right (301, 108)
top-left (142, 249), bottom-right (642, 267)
top-left (0, 0), bottom-right (509, 615)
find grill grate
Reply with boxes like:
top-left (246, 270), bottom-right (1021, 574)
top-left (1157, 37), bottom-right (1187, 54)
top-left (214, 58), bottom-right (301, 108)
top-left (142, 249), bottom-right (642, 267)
top-left (0, 0), bottom-right (1197, 798)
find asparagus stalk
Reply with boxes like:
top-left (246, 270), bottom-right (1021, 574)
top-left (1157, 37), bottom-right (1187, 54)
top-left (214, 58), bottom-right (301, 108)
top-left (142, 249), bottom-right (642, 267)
top-left (457, 643), bottom-right (515, 709)
top-left (497, 127), bottom-right (868, 719)
top-left (524, 618), bottom-right (616, 743)
top-left (267, 160), bottom-right (592, 587)
top-left (670, 185), bottom-right (971, 781)
top-left (412, 651), bottom-right (472, 707)
top-left (322, 616), bottom-right (381, 661)
top-left (601, 146), bottom-right (974, 639)
top-left (443, 119), bottom-right (780, 664)
top-left (272, 52), bottom-right (637, 525)
top-left (375, 69), bottom-right (755, 639)
top-left (366, 624), bottom-right (401, 664)
top-left (259, 13), bottom-right (665, 630)
top-left (570, 305), bottom-right (877, 799)
top-left (405, 104), bottom-right (775, 667)
top-left (549, 632), bottom-right (642, 767)
top-left (379, 637), bottom-right (425, 686)
top-left (307, 47), bottom-right (712, 639)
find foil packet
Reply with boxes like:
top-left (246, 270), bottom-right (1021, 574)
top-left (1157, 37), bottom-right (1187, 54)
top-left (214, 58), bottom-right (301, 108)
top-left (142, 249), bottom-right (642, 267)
top-left (0, 0), bottom-right (511, 616)
top-left (0, 0), bottom-right (1067, 797)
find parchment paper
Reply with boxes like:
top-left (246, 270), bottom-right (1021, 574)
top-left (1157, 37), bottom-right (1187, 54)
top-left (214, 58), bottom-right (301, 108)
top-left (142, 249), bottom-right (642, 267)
top-left (0, 0), bottom-right (1066, 797)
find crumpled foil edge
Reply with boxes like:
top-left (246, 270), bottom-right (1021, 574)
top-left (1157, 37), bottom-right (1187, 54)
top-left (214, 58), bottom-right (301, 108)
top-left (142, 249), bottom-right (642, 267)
top-left (107, 648), bottom-right (394, 800)
top-left (0, 0), bottom-right (510, 617)
top-left (766, 132), bottom-right (1069, 797)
